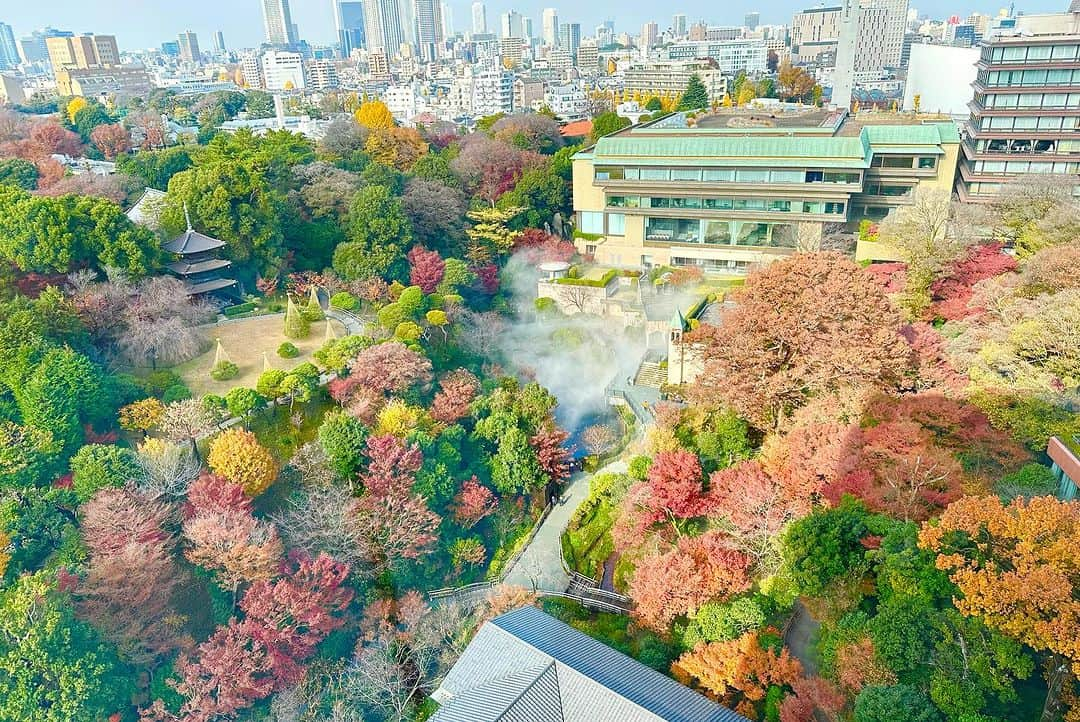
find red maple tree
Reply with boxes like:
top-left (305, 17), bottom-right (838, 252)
top-left (407, 246), bottom-right (446, 293)
top-left (430, 370), bottom-right (480, 424)
top-left (452, 477), bottom-right (498, 528)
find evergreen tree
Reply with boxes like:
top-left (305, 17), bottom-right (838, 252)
top-left (679, 74), bottom-right (710, 111)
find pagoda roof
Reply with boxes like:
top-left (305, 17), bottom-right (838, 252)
top-left (163, 229), bottom-right (227, 255)
top-left (167, 258), bottom-right (233, 276)
top-left (183, 278), bottom-right (237, 296)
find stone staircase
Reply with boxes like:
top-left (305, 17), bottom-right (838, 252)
top-left (633, 360), bottom-right (665, 389)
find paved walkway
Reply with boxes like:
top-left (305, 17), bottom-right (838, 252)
top-left (324, 307), bottom-right (365, 336)
top-left (784, 601), bottom-right (821, 675)
top-left (503, 458), bottom-right (629, 592)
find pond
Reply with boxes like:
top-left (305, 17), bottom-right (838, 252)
top-left (561, 405), bottom-right (625, 460)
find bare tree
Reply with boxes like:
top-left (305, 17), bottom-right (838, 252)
top-left (271, 485), bottom-right (373, 573)
top-left (118, 276), bottom-right (215, 367)
top-left (135, 440), bottom-right (201, 500)
top-left (555, 285), bottom-right (592, 314)
top-left (286, 441), bottom-right (339, 488)
top-left (159, 399), bottom-right (220, 461)
top-left (992, 174), bottom-right (1080, 255)
top-left (457, 309), bottom-right (507, 359)
top-left (581, 424), bottom-right (617, 455)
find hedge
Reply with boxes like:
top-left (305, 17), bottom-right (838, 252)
top-left (573, 230), bottom-right (603, 241)
top-left (553, 269), bottom-right (618, 288)
top-left (222, 301), bottom-right (257, 317)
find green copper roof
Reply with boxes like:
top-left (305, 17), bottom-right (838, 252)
top-left (860, 123), bottom-right (960, 146)
top-left (593, 135), bottom-right (868, 162)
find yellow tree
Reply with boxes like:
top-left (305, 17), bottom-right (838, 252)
top-left (119, 398), bottom-right (166, 437)
top-left (736, 84), bottom-right (757, 107)
top-left (207, 428), bottom-right (278, 496)
top-left (364, 126), bottom-right (429, 171)
top-left (66, 97), bottom-right (89, 124)
top-left (919, 495), bottom-right (1080, 721)
top-left (354, 99), bottom-right (394, 130)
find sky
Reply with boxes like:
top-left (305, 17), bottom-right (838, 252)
top-left (1, 0), bottom-right (1070, 52)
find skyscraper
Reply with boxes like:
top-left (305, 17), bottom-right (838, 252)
top-left (414, 0), bottom-right (444, 61)
top-left (363, 0), bottom-right (408, 54)
top-left (472, 1), bottom-right (488, 34)
top-left (177, 31), bottom-right (200, 63)
top-left (46, 33), bottom-right (119, 70)
top-left (214, 30), bottom-right (226, 53)
top-left (441, 3), bottom-right (454, 38)
top-left (542, 8), bottom-right (558, 47)
top-left (501, 11), bottom-right (522, 39)
top-left (262, 0), bottom-right (299, 46)
top-left (745, 12), bottom-right (760, 30)
top-left (0, 23), bottom-right (18, 69)
top-left (672, 14), bottom-right (687, 37)
top-left (641, 21), bottom-right (658, 49)
top-left (334, 0), bottom-right (366, 57)
top-left (558, 22), bottom-right (580, 56)
top-left (521, 16), bottom-right (533, 42)
top-left (832, 0), bottom-right (857, 110)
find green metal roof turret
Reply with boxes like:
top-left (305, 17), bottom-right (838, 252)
top-left (670, 309), bottom-right (688, 331)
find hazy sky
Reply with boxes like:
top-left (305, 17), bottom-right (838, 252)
top-left (1, 0), bottom-right (1069, 51)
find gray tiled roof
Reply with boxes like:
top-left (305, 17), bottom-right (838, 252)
top-left (162, 229), bottom-right (227, 255)
top-left (430, 606), bottom-right (748, 722)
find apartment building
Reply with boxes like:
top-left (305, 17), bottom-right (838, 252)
top-left (571, 109), bottom-right (959, 274)
top-left (623, 62), bottom-right (728, 105)
top-left (957, 10), bottom-right (1080, 202)
top-left (663, 40), bottom-right (767, 74)
top-left (46, 33), bottom-right (119, 71)
top-left (262, 50), bottom-right (305, 90)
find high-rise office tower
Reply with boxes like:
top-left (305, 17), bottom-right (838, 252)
top-left (672, 14), bottom-right (687, 37)
top-left (873, 0), bottom-right (909, 68)
top-left (558, 22), bottom-right (580, 56)
top-left (641, 21), bottom-right (658, 49)
top-left (521, 16), bottom-right (533, 42)
top-left (334, 0), bottom-right (366, 57)
top-left (414, 0), bottom-right (444, 61)
top-left (501, 11), bottom-right (522, 39)
top-left (214, 30), bottom-right (226, 52)
top-left (472, 1), bottom-right (488, 34)
top-left (0, 23), bottom-right (18, 69)
top-left (441, 3), bottom-right (454, 38)
top-left (832, 0), bottom-right (857, 110)
top-left (177, 31), bottom-right (200, 63)
top-left (363, 0), bottom-right (408, 53)
top-left (262, 0), bottom-right (299, 46)
top-left (745, 12), bottom-right (760, 30)
top-left (542, 8), bottom-right (558, 46)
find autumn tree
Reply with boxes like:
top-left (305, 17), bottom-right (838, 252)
top-left (992, 173), bottom-right (1080, 256)
top-left (530, 424), bottom-right (571, 486)
top-left (401, 178), bottom-right (467, 254)
top-left (76, 487), bottom-right (188, 667)
top-left (919, 495), bottom-right (1080, 721)
top-left (629, 531), bottom-right (752, 631)
top-left (354, 100), bottom-right (394, 129)
top-left (359, 434), bottom-right (423, 497)
top-left (89, 123), bottom-right (132, 160)
top-left (119, 397), bottom-right (166, 436)
top-left (364, 126), bottom-right (429, 171)
top-left (207, 428), bottom-right (278, 496)
top-left (407, 246), bottom-right (445, 293)
top-left (451, 477), bottom-right (498, 528)
top-left (777, 60), bottom-right (816, 101)
top-left (687, 252), bottom-right (911, 430)
top-left (346, 341), bottom-right (433, 396)
top-left (673, 630), bottom-right (803, 717)
top-left (430, 370), bottom-right (480, 424)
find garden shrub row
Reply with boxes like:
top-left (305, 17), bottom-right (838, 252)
top-left (553, 269), bottom-right (618, 288)
top-left (222, 301), bottom-right (257, 317)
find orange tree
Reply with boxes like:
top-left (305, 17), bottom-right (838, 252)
top-left (919, 495), bottom-right (1080, 721)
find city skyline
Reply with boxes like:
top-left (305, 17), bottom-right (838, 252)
top-left (1, 0), bottom-right (1067, 51)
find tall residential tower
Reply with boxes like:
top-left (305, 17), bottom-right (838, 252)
top-left (262, 0), bottom-right (299, 46)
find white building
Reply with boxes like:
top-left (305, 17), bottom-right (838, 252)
top-left (471, 1), bottom-right (487, 34)
top-left (663, 40), bottom-right (768, 74)
top-left (470, 68), bottom-right (513, 115)
top-left (384, 83), bottom-right (421, 120)
top-left (543, 82), bottom-right (587, 119)
top-left (542, 8), bottom-right (559, 47)
top-left (262, 50), bottom-right (305, 90)
top-left (902, 43), bottom-right (979, 117)
top-left (306, 59), bottom-right (339, 89)
top-left (240, 52), bottom-right (263, 88)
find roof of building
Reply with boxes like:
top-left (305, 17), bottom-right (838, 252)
top-left (182, 277), bottom-right (237, 295)
top-left (592, 134), bottom-right (869, 168)
top-left (561, 119), bottom-right (593, 137)
top-left (166, 258), bottom-right (233, 276)
top-left (162, 229), bottom-right (227, 255)
top-left (430, 606), bottom-right (748, 722)
top-left (124, 188), bottom-right (167, 229)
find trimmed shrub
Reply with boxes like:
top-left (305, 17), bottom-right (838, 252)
top-left (224, 387), bottom-right (265, 418)
top-left (222, 301), bottom-right (257, 317)
top-left (210, 360), bottom-right (239, 381)
top-left (300, 301), bottom-right (324, 322)
top-left (256, 369), bottom-right (287, 399)
top-left (162, 384), bottom-right (192, 403)
top-left (277, 342), bottom-right (300, 359)
top-left (329, 292), bottom-right (360, 311)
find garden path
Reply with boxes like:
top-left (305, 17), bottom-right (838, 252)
top-left (503, 458), bottom-right (629, 592)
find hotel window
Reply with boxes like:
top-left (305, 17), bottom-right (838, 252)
top-left (824, 202), bottom-right (846, 214)
top-left (641, 168), bottom-right (671, 181)
top-left (732, 198), bottom-right (766, 211)
top-left (768, 200), bottom-right (792, 212)
top-left (735, 169), bottom-right (769, 183)
top-left (580, 212), bottom-right (605, 234)
top-left (823, 171), bottom-right (861, 183)
top-left (703, 220), bottom-right (732, 245)
top-left (802, 201), bottom-right (824, 214)
top-left (624, 168), bottom-right (641, 180)
top-left (873, 156), bottom-right (915, 169)
top-left (805, 170), bottom-right (825, 183)
top-left (607, 213), bottom-right (626, 235)
top-left (770, 170), bottom-right (804, 183)
top-left (672, 169), bottom-right (702, 181)
top-left (703, 169), bottom-right (736, 182)
top-left (703, 198), bottom-right (733, 210)
top-left (646, 218), bottom-right (700, 242)
top-left (607, 196), bottom-right (640, 208)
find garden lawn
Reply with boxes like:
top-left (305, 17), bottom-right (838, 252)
top-left (174, 314), bottom-right (346, 397)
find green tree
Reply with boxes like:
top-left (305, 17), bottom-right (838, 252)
top-left (0, 422), bottom-right (60, 492)
top-left (777, 497), bottom-right (872, 599)
top-left (498, 164), bottom-right (571, 229)
top-left (318, 410), bottom-right (369, 478)
top-left (71, 103), bottom-right (113, 142)
top-left (223, 387), bottom-right (264, 418)
top-left (0, 159), bottom-right (38, 190)
top-left (490, 426), bottom-right (545, 495)
top-left (69, 444), bottom-right (143, 502)
top-left (116, 147), bottom-right (193, 190)
top-left (590, 111), bottom-right (631, 142)
top-left (0, 573), bottom-right (134, 722)
top-left (678, 73), bottom-right (710, 110)
top-left (333, 185), bottom-right (412, 280)
top-left (645, 97), bottom-right (663, 111)
top-left (161, 160), bottom-right (284, 273)
top-left (245, 90), bottom-right (275, 119)
top-left (854, 685), bottom-right (942, 722)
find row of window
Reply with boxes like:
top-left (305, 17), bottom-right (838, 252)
top-left (967, 159), bottom-right (1080, 175)
top-left (644, 218), bottom-right (799, 248)
top-left (970, 138), bottom-right (1080, 155)
top-left (974, 115), bottom-right (1079, 131)
top-left (671, 257), bottom-right (754, 274)
top-left (980, 68), bottom-right (1080, 87)
top-left (594, 167), bottom-right (862, 184)
top-left (606, 195), bottom-right (847, 215)
top-left (979, 91), bottom-right (1080, 109)
top-left (579, 211), bottom-right (625, 236)
top-left (983, 44), bottom-right (1080, 64)
top-left (869, 155), bottom-right (938, 169)
top-left (860, 183), bottom-right (913, 197)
